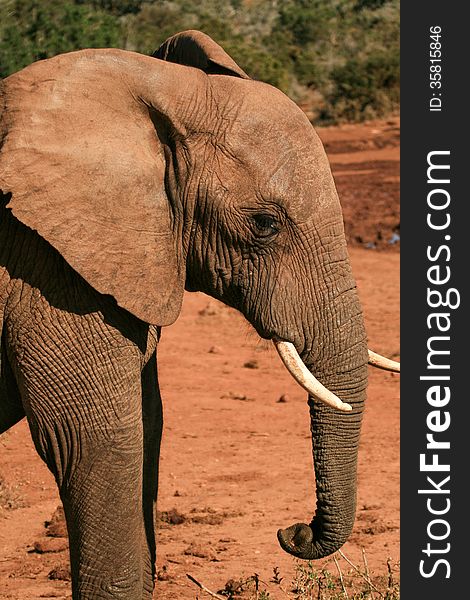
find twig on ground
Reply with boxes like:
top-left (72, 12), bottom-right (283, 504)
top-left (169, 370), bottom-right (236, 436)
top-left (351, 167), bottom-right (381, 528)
top-left (333, 554), bottom-right (349, 599)
top-left (362, 547), bottom-right (372, 595)
top-left (337, 550), bottom-right (384, 598)
top-left (387, 557), bottom-right (394, 590)
top-left (186, 573), bottom-right (226, 600)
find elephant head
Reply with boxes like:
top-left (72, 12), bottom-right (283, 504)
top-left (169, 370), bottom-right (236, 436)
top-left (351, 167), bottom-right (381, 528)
top-left (0, 30), bottom-right (398, 559)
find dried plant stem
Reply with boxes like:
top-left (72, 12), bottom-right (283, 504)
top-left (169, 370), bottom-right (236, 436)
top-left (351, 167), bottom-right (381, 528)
top-left (337, 550), bottom-right (384, 598)
top-left (278, 583), bottom-right (294, 598)
top-left (333, 554), bottom-right (349, 599)
top-left (362, 547), bottom-right (372, 595)
top-left (387, 557), bottom-right (394, 590)
top-left (186, 574), bottom-right (226, 600)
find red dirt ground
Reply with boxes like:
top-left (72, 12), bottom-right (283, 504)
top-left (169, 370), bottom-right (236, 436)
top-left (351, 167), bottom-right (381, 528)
top-left (0, 117), bottom-right (400, 599)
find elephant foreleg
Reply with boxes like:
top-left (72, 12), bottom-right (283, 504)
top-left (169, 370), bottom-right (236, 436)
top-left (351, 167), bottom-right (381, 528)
top-left (8, 314), bottom-right (157, 599)
top-left (141, 349), bottom-right (163, 597)
top-left (62, 420), bottom-right (147, 599)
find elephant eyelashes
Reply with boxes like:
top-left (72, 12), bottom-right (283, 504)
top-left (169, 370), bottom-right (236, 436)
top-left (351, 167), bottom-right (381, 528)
top-left (251, 213), bottom-right (280, 239)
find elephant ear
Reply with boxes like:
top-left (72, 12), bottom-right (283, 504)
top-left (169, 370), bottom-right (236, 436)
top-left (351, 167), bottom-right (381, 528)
top-left (0, 49), bottom-right (206, 326)
top-left (154, 30), bottom-right (250, 79)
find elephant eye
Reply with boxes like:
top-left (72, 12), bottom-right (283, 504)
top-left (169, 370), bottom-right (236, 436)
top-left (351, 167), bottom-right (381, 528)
top-left (252, 213), bottom-right (280, 238)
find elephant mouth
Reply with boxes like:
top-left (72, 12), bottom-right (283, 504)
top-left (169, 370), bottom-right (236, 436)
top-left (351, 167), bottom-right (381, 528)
top-left (272, 339), bottom-right (400, 413)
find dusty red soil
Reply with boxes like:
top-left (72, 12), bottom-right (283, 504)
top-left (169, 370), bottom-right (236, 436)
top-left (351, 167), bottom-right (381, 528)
top-left (0, 117), bottom-right (400, 599)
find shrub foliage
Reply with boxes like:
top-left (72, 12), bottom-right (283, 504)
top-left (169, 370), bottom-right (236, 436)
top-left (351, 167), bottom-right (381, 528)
top-left (1, 0), bottom-right (399, 123)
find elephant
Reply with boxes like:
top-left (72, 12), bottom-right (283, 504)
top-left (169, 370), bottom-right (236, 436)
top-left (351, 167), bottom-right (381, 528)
top-left (0, 30), bottom-right (399, 599)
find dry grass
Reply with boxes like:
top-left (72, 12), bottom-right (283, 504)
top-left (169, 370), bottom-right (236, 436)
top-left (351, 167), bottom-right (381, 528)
top-left (187, 549), bottom-right (400, 600)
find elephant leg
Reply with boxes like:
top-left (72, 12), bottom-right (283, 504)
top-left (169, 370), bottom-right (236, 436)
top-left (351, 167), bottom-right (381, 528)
top-left (0, 337), bottom-right (24, 434)
top-left (141, 350), bottom-right (163, 597)
top-left (10, 322), bottom-right (155, 599)
top-left (63, 436), bottom-right (145, 599)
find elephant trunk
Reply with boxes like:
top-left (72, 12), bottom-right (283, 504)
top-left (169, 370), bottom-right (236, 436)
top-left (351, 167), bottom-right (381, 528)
top-left (278, 284), bottom-right (368, 560)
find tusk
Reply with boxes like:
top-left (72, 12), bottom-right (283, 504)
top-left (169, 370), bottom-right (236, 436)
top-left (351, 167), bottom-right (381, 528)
top-left (368, 349), bottom-right (400, 373)
top-left (273, 340), bottom-right (352, 412)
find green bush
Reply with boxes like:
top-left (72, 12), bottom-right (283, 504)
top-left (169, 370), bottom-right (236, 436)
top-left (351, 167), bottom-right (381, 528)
top-left (1, 0), bottom-right (400, 124)
top-left (0, 0), bottom-right (121, 78)
top-left (325, 50), bottom-right (400, 122)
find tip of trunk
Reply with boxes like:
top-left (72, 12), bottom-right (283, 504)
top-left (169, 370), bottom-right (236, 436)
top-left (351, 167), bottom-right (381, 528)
top-left (277, 518), bottom-right (350, 560)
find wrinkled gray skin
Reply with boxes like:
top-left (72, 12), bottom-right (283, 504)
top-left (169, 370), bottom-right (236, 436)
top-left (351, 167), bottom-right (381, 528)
top-left (0, 31), bottom-right (368, 599)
